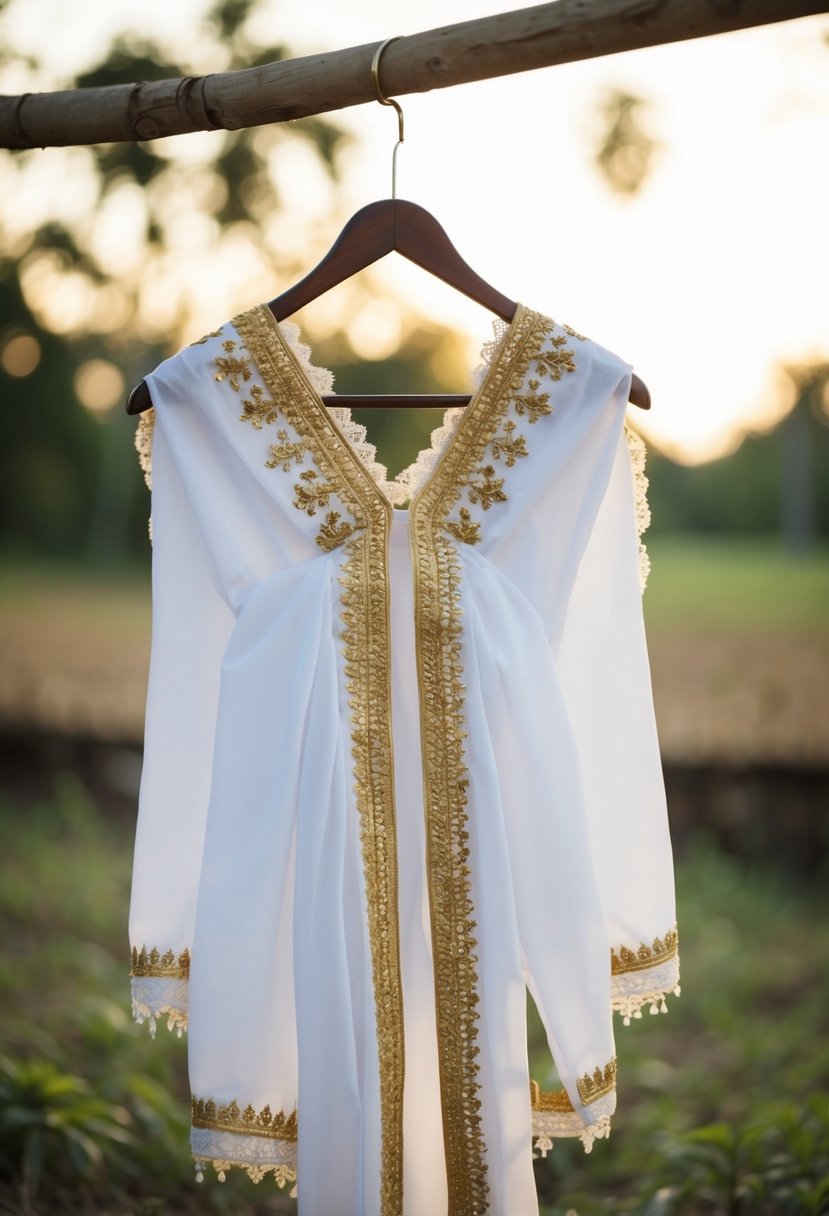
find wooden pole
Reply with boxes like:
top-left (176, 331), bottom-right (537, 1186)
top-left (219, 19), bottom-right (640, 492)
top-left (0, 0), bottom-right (825, 150)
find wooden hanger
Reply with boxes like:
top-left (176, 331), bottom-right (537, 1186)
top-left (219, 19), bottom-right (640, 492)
top-left (126, 40), bottom-right (650, 416)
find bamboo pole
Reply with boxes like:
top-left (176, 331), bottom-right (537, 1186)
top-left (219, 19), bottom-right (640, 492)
top-left (0, 0), bottom-right (825, 150)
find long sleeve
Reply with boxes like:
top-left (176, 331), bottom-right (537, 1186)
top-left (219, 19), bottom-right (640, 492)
top-left (129, 398), bottom-right (235, 1037)
top-left (554, 424), bottom-right (680, 1023)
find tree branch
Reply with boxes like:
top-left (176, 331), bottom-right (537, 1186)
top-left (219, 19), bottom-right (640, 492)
top-left (0, 0), bottom-right (825, 150)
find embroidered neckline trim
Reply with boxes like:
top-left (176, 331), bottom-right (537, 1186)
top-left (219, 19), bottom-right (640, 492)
top-left (272, 313), bottom-right (515, 508)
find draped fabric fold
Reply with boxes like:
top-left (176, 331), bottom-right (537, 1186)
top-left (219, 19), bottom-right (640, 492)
top-left (129, 303), bottom-right (678, 1215)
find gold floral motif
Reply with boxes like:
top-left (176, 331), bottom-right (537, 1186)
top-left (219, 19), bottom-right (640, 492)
top-left (190, 326), bottom-right (224, 345)
top-left (213, 351), bottom-right (252, 392)
top-left (316, 511), bottom-right (357, 552)
top-left (490, 418), bottom-right (528, 467)
top-left (611, 929), bottom-right (678, 975)
top-left (577, 1058), bottom-right (617, 1106)
top-left (191, 1096), bottom-right (298, 1142)
top-left (265, 429), bottom-right (307, 471)
top-left (130, 945), bottom-right (190, 979)
top-left (534, 333), bottom-right (577, 381)
top-left (240, 384), bottom-right (279, 429)
top-left (445, 507), bottom-right (481, 545)
top-left (232, 307), bottom-right (403, 1216)
top-left (513, 379), bottom-right (552, 424)
top-left (467, 465), bottom-right (507, 511)
top-left (293, 469), bottom-right (334, 516)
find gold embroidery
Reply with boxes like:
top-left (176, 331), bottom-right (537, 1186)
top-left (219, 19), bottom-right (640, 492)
top-left (529, 1060), bottom-right (617, 1113)
top-left (467, 464), bottom-right (508, 511)
top-left (190, 326), bottom-right (224, 345)
top-left (316, 510), bottom-right (357, 552)
top-left (409, 305), bottom-right (559, 1215)
top-left (611, 928), bottom-right (678, 975)
top-left (134, 411), bottom-right (154, 491)
top-left (530, 1080), bottom-right (574, 1113)
top-left (191, 1097), bottom-right (297, 1142)
top-left (534, 333), bottom-right (577, 381)
top-left (445, 507), bottom-right (481, 545)
top-left (577, 1059), bottom-right (617, 1106)
top-left (293, 469), bottom-right (335, 516)
top-left (213, 351), bottom-right (252, 392)
top-left (240, 384), bottom-right (279, 429)
top-left (490, 418), bottom-right (528, 467)
top-left (232, 307), bottom-right (404, 1216)
top-left (130, 945), bottom-right (190, 979)
top-left (265, 429), bottom-right (307, 471)
top-left (513, 379), bottom-right (552, 423)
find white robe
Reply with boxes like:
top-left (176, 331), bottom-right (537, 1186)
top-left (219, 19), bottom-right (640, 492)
top-left (129, 303), bottom-right (679, 1216)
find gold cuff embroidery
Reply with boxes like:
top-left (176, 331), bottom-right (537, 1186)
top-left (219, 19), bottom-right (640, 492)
top-left (529, 1056), bottom-right (617, 1114)
top-left (130, 946), bottom-right (190, 979)
top-left (191, 1097), bottom-right (297, 1142)
top-left (611, 929), bottom-right (678, 976)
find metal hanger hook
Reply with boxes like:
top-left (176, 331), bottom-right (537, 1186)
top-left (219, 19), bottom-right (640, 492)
top-left (371, 36), bottom-right (404, 199)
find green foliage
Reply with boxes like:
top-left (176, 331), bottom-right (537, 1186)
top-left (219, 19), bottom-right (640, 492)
top-left (637, 1099), bottom-right (829, 1215)
top-left (0, 1057), bottom-right (134, 1196)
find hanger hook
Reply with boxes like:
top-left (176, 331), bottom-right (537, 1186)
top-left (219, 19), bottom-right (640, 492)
top-left (371, 36), bottom-right (404, 199)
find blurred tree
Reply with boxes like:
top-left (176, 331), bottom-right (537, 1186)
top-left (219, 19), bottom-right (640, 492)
top-left (0, 0), bottom-right (348, 559)
top-left (592, 88), bottom-right (662, 197)
top-left (644, 362), bottom-right (829, 542)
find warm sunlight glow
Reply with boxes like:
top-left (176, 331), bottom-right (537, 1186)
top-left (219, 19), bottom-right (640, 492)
top-left (1, 331), bottom-right (41, 377)
top-left (74, 359), bottom-right (124, 415)
top-left (1, 1), bottom-right (826, 463)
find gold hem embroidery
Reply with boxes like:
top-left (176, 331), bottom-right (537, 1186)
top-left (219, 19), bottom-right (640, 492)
top-left (191, 1097), bottom-right (297, 1142)
top-left (232, 306), bottom-right (405, 1216)
top-left (409, 304), bottom-right (563, 1216)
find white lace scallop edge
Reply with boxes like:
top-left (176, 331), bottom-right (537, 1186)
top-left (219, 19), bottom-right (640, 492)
top-left (624, 423), bottom-right (652, 592)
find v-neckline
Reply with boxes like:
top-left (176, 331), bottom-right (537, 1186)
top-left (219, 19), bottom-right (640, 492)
top-left (254, 303), bottom-right (526, 513)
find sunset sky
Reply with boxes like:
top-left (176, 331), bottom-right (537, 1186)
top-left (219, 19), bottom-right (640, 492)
top-left (2, 1), bottom-right (827, 463)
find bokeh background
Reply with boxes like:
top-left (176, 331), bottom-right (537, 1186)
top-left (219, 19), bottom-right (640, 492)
top-left (1, 1), bottom-right (828, 1213)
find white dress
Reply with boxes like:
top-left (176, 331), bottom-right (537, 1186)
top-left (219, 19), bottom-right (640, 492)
top-left (129, 302), bottom-right (679, 1216)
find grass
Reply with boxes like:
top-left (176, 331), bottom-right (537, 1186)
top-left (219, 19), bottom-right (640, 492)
top-left (643, 536), bottom-right (829, 633)
top-left (1, 772), bottom-right (827, 1214)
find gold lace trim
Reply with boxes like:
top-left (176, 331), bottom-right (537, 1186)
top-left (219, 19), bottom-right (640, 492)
top-left (624, 423), bottom-right (652, 592)
top-left (191, 1097), bottom-right (297, 1142)
top-left (130, 945), bottom-right (190, 978)
top-left (134, 411), bottom-right (154, 491)
top-left (611, 929), bottom-right (678, 976)
top-left (232, 306), bottom-right (404, 1216)
top-left (409, 304), bottom-right (564, 1215)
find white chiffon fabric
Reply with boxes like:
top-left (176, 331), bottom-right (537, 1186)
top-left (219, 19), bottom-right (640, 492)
top-left (129, 303), bottom-right (679, 1216)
